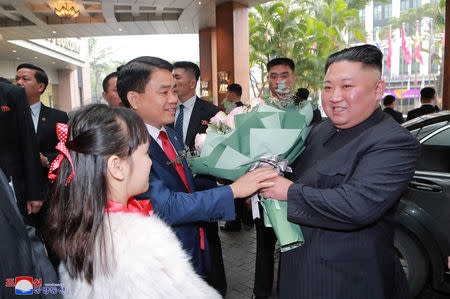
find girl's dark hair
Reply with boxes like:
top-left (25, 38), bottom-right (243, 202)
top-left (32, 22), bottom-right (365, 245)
top-left (46, 104), bottom-right (149, 284)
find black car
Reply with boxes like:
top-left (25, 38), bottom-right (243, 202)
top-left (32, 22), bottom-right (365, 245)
top-left (396, 111), bottom-right (450, 297)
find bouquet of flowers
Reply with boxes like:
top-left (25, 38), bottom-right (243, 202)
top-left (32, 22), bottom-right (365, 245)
top-left (191, 95), bottom-right (313, 252)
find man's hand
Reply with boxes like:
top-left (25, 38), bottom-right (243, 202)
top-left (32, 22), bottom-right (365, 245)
top-left (27, 200), bottom-right (44, 214)
top-left (260, 176), bottom-right (293, 201)
top-left (40, 153), bottom-right (49, 167)
top-left (230, 167), bottom-right (277, 199)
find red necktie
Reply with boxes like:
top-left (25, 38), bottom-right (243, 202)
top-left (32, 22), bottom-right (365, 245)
top-left (158, 131), bottom-right (205, 250)
top-left (158, 131), bottom-right (191, 192)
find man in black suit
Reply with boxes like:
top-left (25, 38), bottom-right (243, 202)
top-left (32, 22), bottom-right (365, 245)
top-left (0, 81), bottom-right (42, 218)
top-left (172, 61), bottom-right (226, 296)
top-left (262, 45), bottom-right (420, 298)
top-left (15, 64), bottom-right (68, 207)
top-left (406, 87), bottom-right (440, 121)
top-left (102, 71), bottom-right (123, 107)
top-left (226, 83), bottom-right (244, 107)
top-left (383, 95), bottom-right (404, 124)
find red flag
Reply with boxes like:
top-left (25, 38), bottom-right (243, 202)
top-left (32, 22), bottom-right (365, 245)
top-left (387, 28), bottom-right (392, 70)
top-left (443, 29), bottom-right (446, 46)
top-left (414, 23), bottom-right (423, 64)
top-left (402, 24), bottom-right (412, 65)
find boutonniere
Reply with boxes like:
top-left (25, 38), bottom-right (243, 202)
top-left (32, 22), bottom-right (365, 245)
top-left (166, 145), bottom-right (199, 167)
top-left (1, 106), bottom-right (10, 112)
top-left (201, 120), bottom-right (208, 125)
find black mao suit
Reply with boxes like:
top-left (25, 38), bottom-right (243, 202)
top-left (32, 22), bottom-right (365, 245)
top-left (0, 82), bottom-right (41, 216)
top-left (280, 108), bottom-right (420, 298)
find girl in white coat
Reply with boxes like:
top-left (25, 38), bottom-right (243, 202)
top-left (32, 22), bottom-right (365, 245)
top-left (46, 104), bottom-right (221, 298)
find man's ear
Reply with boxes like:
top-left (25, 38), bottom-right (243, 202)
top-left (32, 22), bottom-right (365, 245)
top-left (375, 79), bottom-right (386, 101)
top-left (189, 79), bottom-right (198, 90)
top-left (127, 91), bottom-right (140, 110)
top-left (107, 155), bottom-right (126, 181)
top-left (38, 83), bottom-right (45, 94)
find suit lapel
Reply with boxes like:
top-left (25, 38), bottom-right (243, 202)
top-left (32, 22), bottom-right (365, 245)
top-left (36, 104), bottom-right (48, 143)
top-left (149, 131), bottom-right (193, 192)
top-left (165, 128), bottom-right (195, 191)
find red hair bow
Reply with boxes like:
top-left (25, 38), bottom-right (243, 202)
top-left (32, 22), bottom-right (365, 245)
top-left (48, 123), bottom-right (75, 185)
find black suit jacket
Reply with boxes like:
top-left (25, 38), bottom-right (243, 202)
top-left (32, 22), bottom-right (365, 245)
top-left (280, 108), bottom-right (420, 298)
top-left (0, 169), bottom-right (40, 298)
top-left (406, 104), bottom-right (439, 121)
top-left (383, 107), bottom-right (404, 124)
top-left (0, 83), bottom-right (41, 215)
top-left (36, 104), bottom-right (68, 197)
top-left (185, 96), bottom-right (221, 151)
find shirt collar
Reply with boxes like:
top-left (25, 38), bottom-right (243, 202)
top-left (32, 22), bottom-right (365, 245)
top-left (322, 107), bottom-right (384, 144)
top-left (145, 123), bottom-right (166, 141)
top-left (179, 95), bottom-right (196, 109)
top-left (30, 101), bottom-right (41, 117)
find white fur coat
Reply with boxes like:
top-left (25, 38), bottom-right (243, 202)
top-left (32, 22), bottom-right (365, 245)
top-left (60, 212), bottom-right (221, 299)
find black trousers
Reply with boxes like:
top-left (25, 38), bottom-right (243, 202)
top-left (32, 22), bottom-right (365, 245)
top-left (254, 217), bottom-right (278, 298)
top-left (204, 222), bottom-right (227, 297)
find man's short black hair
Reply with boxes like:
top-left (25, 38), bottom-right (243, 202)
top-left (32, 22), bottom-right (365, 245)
top-left (227, 83), bottom-right (242, 97)
top-left (116, 56), bottom-right (174, 108)
top-left (420, 87), bottom-right (436, 100)
top-left (383, 95), bottom-right (396, 106)
top-left (296, 88), bottom-right (309, 101)
top-left (102, 72), bottom-right (118, 92)
top-left (173, 61), bottom-right (200, 81)
top-left (324, 44), bottom-right (383, 74)
top-left (17, 63), bottom-right (49, 93)
top-left (267, 58), bottom-right (295, 73)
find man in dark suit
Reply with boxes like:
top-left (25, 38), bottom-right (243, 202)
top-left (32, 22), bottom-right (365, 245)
top-left (172, 61), bottom-right (228, 295)
top-left (15, 64), bottom-right (68, 217)
top-left (0, 81), bottom-right (42, 218)
top-left (262, 45), bottom-right (420, 298)
top-left (406, 87), bottom-right (440, 121)
top-left (383, 95), bottom-right (404, 124)
top-left (117, 56), bottom-right (276, 288)
top-left (226, 83), bottom-right (244, 107)
top-left (102, 71), bottom-right (123, 107)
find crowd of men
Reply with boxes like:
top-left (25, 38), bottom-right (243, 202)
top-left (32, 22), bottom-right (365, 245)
top-left (0, 43), bottom-right (444, 299)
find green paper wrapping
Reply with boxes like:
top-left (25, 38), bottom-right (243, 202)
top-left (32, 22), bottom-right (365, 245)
top-left (191, 103), bottom-right (313, 181)
top-left (190, 102), bottom-right (313, 252)
top-left (260, 197), bottom-right (304, 252)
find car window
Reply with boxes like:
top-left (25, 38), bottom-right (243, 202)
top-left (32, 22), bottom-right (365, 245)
top-left (409, 121), bottom-right (449, 140)
top-left (415, 127), bottom-right (450, 173)
top-left (423, 127), bottom-right (450, 146)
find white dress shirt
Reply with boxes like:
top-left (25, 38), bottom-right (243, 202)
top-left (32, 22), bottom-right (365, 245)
top-left (174, 95), bottom-right (196, 143)
top-left (30, 101), bottom-right (41, 133)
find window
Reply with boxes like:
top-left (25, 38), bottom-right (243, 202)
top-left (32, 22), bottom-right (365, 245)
top-left (416, 127), bottom-right (450, 172)
top-left (401, 0), bottom-right (409, 11)
top-left (385, 4), bottom-right (392, 19)
top-left (374, 5), bottom-right (382, 21)
top-left (359, 9), bottom-right (365, 24)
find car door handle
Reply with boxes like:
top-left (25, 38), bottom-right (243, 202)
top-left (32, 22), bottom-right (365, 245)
top-left (409, 180), bottom-right (442, 192)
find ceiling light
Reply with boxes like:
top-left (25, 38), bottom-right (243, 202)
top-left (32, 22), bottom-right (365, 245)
top-left (51, 61), bottom-right (56, 64)
top-left (34, 56), bottom-right (38, 59)
top-left (52, 31), bottom-right (57, 34)
top-left (54, 1), bottom-right (80, 18)
top-left (16, 57), bottom-right (20, 60)
top-left (118, 28), bottom-right (122, 32)
top-left (199, 1), bottom-right (202, 4)
top-left (12, 50), bottom-right (16, 53)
